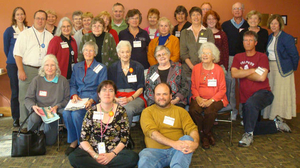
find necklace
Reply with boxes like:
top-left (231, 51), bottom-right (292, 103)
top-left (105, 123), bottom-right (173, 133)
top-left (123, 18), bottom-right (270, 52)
top-left (100, 104), bottom-right (113, 114)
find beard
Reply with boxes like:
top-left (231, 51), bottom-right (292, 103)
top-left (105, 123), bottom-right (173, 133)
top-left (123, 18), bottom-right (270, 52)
top-left (155, 98), bottom-right (171, 108)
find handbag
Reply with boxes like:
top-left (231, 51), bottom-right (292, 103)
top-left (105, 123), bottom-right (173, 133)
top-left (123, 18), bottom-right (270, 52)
top-left (11, 111), bottom-right (46, 157)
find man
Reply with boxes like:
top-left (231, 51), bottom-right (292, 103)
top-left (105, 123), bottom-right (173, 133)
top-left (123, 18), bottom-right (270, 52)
top-left (231, 31), bottom-right (291, 147)
top-left (222, 2), bottom-right (249, 120)
top-left (111, 2), bottom-right (128, 34)
top-left (14, 10), bottom-right (53, 127)
top-left (139, 83), bottom-right (199, 168)
top-left (72, 10), bottom-right (83, 33)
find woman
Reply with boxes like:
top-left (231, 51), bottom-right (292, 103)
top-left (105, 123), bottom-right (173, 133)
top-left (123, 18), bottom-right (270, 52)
top-left (98, 11), bottom-right (119, 44)
top-left (3, 7), bottom-right (28, 127)
top-left (180, 6), bottom-right (215, 78)
top-left (145, 46), bottom-right (189, 108)
top-left (63, 41), bottom-right (107, 156)
top-left (47, 17), bottom-right (78, 79)
top-left (74, 12), bottom-right (93, 51)
top-left (78, 17), bottom-right (118, 67)
top-left (144, 8), bottom-right (160, 40)
top-left (108, 41), bottom-right (146, 127)
top-left (203, 10), bottom-right (229, 71)
top-left (119, 9), bottom-right (151, 70)
top-left (236, 10), bottom-right (268, 54)
top-left (189, 42), bottom-right (228, 149)
top-left (68, 80), bottom-right (139, 168)
top-left (172, 5), bottom-right (192, 39)
top-left (25, 55), bottom-right (70, 145)
top-left (263, 14), bottom-right (299, 120)
top-left (45, 10), bottom-right (57, 35)
top-left (147, 17), bottom-right (180, 66)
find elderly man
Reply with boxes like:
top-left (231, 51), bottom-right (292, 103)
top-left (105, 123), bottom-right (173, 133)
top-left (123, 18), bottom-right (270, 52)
top-left (139, 83), bottom-right (199, 168)
top-left (72, 10), bottom-right (83, 33)
top-left (111, 2), bottom-right (128, 34)
top-left (14, 10), bottom-right (53, 128)
top-left (221, 2), bottom-right (249, 120)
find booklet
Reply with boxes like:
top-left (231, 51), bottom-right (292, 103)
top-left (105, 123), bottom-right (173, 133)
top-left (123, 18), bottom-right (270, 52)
top-left (64, 98), bottom-right (89, 111)
top-left (37, 107), bottom-right (60, 124)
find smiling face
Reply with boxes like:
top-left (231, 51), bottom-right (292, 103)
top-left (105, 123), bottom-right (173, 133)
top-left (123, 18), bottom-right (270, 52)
top-left (92, 22), bottom-right (104, 36)
top-left (128, 14), bottom-right (140, 28)
top-left (201, 4), bottom-right (212, 17)
top-left (118, 46), bottom-right (131, 62)
top-left (158, 20), bottom-right (170, 36)
top-left (232, 3), bottom-right (244, 18)
top-left (61, 20), bottom-right (72, 37)
top-left (176, 12), bottom-right (186, 23)
top-left (248, 14), bottom-right (260, 27)
top-left (14, 9), bottom-right (26, 24)
top-left (243, 35), bottom-right (257, 52)
top-left (113, 5), bottom-right (124, 22)
top-left (156, 49), bottom-right (170, 65)
top-left (73, 15), bottom-right (82, 28)
top-left (206, 14), bottom-right (217, 29)
top-left (201, 48), bottom-right (214, 63)
top-left (34, 12), bottom-right (47, 31)
top-left (154, 84), bottom-right (172, 108)
top-left (148, 14), bottom-right (158, 27)
top-left (270, 19), bottom-right (280, 34)
top-left (82, 17), bottom-right (92, 30)
top-left (100, 15), bottom-right (110, 29)
top-left (44, 59), bottom-right (56, 77)
top-left (191, 11), bottom-right (202, 25)
top-left (98, 84), bottom-right (115, 104)
top-left (47, 13), bottom-right (57, 25)
top-left (83, 45), bottom-right (96, 61)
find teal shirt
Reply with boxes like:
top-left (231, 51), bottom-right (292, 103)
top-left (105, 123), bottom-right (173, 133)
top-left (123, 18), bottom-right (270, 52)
top-left (111, 19), bottom-right (128, 34)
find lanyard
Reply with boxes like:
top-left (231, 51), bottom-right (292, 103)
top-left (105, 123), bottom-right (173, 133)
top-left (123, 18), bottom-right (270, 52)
top-left (100, 116), bottom-right (112, 142)
top-left (33, 28), bottom-right (45, 48)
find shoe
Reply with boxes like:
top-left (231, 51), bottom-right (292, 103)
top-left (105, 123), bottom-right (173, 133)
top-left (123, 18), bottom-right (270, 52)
top-left (202, 137), bottom-right (210, 149)
top-left (238, 133), bottom-right (253, 147)
top-left (65, 146), bottom-right (77, 156)
top-left (240, 121), bottom-right (244, 126)
top-left (207, 132), bottom-right (215, 146)
top-left (13, 119), bottom-right (20, 127)
top-left (274, 116), bottom-right (291, 133)
top-left (230, 113), bottom-right (237, 121)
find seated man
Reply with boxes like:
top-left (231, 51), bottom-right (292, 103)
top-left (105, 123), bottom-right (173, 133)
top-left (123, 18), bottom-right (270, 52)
top-left (139, 83), bottom-right (199, 168)
top-left (231, 31), bottom-right (291, 147)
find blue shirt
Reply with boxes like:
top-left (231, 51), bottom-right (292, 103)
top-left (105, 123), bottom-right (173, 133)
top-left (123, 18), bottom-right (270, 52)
top-left (230, 18), bottom-right (246, 29)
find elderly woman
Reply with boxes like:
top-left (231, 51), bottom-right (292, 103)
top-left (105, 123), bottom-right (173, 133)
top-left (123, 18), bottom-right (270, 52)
top-left (144, 8), bottom-right (160, 40)
top-left (45, 10), bottom-right (57, 35)
top-left (25, 55), bottom-right (70, 145)
top-left (47, 17), bottom-right (78, 79)
top-left (74, 12), bottom-right (93, 51)
top-left (172, 5), bottom-right (192, 39)
top-left (236, 10), bottom-right (268, 54)
top-left (147, 17), bottom-right (180, 66)
top-left (203, 10), bottom-right (229, 71)
top-left (189, 42), bottom-right (228, 149)
top-left (119, 9), bottom-right (151, 70)
top-left (263, 14), bottom-right (299, 120)
top-left (108, 40), bottom-right (146, 127)
top-left (68, 80), bottom-right (139, 168)
top-left (3, 7), bottom-right (28, 127)
top-left (180, 6), bottom-right (215, 79)
top-left (98, 11), bottom-right (119, 44)
top-left (145, 46), bottom-right (189, 108)
top-left (63, 41), bottom-right (107, 155)
top-left (78, 17), bottom-right (118, 67)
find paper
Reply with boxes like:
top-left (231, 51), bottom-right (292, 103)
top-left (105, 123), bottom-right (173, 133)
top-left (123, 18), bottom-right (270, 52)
top-left (38, 107), bottom-right (60, 124)
top-left (64, 98), bottom-right (89, 111)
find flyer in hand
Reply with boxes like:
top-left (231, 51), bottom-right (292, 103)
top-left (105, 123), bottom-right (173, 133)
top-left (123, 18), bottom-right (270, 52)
top-left (38, 107), bottom-right (60, 124)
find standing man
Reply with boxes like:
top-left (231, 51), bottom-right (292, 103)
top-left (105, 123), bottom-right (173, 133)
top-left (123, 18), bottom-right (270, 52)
top-left (14, 10), bottom-right (53, 127)
top-left (72, 10), bottom-right (83, 33)
top-left (221, 2), bottom-right (249, 120)
top-left (111, 2), bottom-right (128, 34)
top-left (139, 83), bottom-right (199, 168)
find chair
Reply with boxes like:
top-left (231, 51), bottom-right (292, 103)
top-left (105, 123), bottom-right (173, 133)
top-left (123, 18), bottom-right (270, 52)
top-left (57, 110), bottom-right (65, 151)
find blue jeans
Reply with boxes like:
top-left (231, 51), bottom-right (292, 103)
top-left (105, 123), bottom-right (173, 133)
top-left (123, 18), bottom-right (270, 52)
top-left (138, 135), bottom-right (194, 168)
top-left (6, 64), bottom-right (19, 120)
top-left (243, 90), bottom-right (274, 133)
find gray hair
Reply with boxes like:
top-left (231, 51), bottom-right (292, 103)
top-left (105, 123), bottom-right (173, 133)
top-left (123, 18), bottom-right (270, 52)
top-left (55, 17), bottom-right (74, 36)
top-left (154, 45), bottom-right (171, 58)
top-left (82, 41), bottom-right (98, 55)
top-left (198, 42), bottom-right (220, 63)
top-left (232, 2), bottom-right (244, 10)
top-left (116, 40), bottom-right (132, 53)
top-left (158, 17), bottom-right (174, 35)
top-left (38, 54), bottom-right (61, 77)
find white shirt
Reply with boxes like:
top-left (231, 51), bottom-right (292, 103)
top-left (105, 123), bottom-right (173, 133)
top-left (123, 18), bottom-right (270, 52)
top-left (74, 28), bottom-right (83, 51)
top-left (13, 26), bottom-right (53, 66)
top-left (268, 36), bottom-right (277, 60)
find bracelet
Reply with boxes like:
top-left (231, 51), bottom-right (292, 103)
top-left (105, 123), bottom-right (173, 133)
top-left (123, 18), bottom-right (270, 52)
top-left (93, 153), bottom-right (99, 159)
top-left (86, 146), bottom-right (91, 152)
top-left (111, 151), bottom-right (118, 156)
top-left (131, 96), bottom-right (135, 100)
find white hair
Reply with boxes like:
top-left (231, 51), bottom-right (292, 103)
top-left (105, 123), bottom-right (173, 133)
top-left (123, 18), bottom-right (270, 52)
top-left (38, 54), bottom-right (61, 77)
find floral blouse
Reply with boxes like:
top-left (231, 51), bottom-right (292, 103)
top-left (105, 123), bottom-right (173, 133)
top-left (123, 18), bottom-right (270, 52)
top-left (80, 104), bottom-right (130, 153)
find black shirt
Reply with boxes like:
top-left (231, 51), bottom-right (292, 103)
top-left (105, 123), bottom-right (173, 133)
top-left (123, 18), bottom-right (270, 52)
top-left (60, 35), bottom-right (74, 79)
top-left (158, 68), bottom-right (169, 83)
top-left (94, 33), bottom-right (105, 63)
top-left (172, 21), bottom-right (192, 39)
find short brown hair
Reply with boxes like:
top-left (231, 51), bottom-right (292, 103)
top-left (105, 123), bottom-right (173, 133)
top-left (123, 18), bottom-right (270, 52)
top-left (147, 8), bottom-right (160, 19)
top-left (189, 7), bottom-right (202, 17)
top-left (98, 11), bottom-right (112, 30)
top-left (125, 9), bottom-right (142, 25)
top-left (174, 5), bottom-right (188, 20)
top-left (203, 10), bottom-right (221, 30)
top-left (91, 16), bottom-right (105, 28)
top-left (97, 80), bottom-right (117, 95)
top-left (243, 31), bottom-right (258, 42)
top-left (267, 14), bottom-right (284, 30)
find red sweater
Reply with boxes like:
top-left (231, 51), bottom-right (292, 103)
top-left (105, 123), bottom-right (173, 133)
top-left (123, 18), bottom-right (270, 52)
top-left (109, 29), bottom-right (119, 45)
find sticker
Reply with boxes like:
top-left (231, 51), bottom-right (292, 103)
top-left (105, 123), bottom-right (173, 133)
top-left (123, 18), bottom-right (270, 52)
top-left (150, 72), bottom-right (159, 82)
top-left (163, 116), bottom-right (175, 126)
top-left (39, 90), bottom-right (47, 97)
top-left (60, 42), bottom-right (69, 48)
top-left (207, 79), bottom-right (217, 87)
top-left (93, 64), bottom-right (103, 74)
top-left (199, 37), bottom-right (207, 43)
top-left (214, 35), bottom-right (221, 39)
top-left (127, 75), bottom-right (137, 83)
top-left (13, 33), bottom-right (19, 39)
top-left (98, 142), bottom-right (106, 154)
top-left (239, 28), bottom-right (244, 33)
top-left (255, 66), bottom-right (265, 76)
top-left (133, 41), bottom-right (142, 48)
top-left (93, 111), bottom-right (104, 120)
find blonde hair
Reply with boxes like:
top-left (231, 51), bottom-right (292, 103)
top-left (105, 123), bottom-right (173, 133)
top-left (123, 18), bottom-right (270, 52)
top-left (267, 14), bottom-right (285, 30)
top-left (246, 10), bottom-right (262, 22)
top-left (45, 10), bottom-right (57, 18)
top-left (98, 11), bottom-right (112, 30)
top-left (82, 12), bottom-right (94, 19)
top-left (158, 17), bottom-right (174, 34)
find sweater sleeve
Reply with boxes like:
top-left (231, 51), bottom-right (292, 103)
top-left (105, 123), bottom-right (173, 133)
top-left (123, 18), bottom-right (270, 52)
top-left (235, 31), bottom-right (245, 54)
top-left (46, 37), bottom-right (59, 55)
top-left (169, 36), bottom-right (180, 63)
top-left (283, 34), bottom-right (299, 71)
top-left (56, 77), bottom-right (70, 109)
top-left (3, 27), bottom-right (12, 57)
top-left (144, 67), bottom-right (155, 106)
top-left (207, 29), bottom-right (215, 43)
top-left (221, 32), bottom-right (229, 71)
top-left (180, 30), bottom-right (189, 62)
top-left (107, 33), bottom-right (118, 66)
top-left (140, 107), bottom-right (159, 138)
top-left (211, 66), bottom-right (227, 102)
top-left (175, 66), bottom-right (189, 100)
top-left (181, 110), bottom-right (198, 135)
top-left (190, 65), bottom-right (199, 98)
top-left (147, 39), bottom-right (158, 66)
top-left (78, 35), bottom-right (86, 62)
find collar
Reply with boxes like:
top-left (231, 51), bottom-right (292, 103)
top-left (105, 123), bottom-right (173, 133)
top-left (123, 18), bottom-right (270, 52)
top-left (230, 18), bottom-right (245, 29)
top-left (60, 34), bottom-right (72, 42)
top-left (117, 60), bottom-right (133, 73)
top-left (186, 25), bottom-right (206, 31)
top-left (32, 25), bottom-right (46, 33)
top-left (112, 19), bottom-right (125, 26)
top-left (44, 76), bottom-right (58, 83)
top-left (274, 31), bottom-right (282, 38)
top-left (12, 25), bottom-right (27, 33)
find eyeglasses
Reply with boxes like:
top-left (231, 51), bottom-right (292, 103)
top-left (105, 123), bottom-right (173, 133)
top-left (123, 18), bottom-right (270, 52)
top-left (92, 25), bottom-right (103, 29)
top-left (243, 39), bottom-right (255, 42)
top-left (62, 25), bottom-right (71, 29)
top-left (202, 52), bottom-right (212, 56)
top-left (84, 49), bottom-right (95, 53)
top-left (156, 52), bottom-right (168, 58)
top-left (35, 17), bottom-right (46, 21)
top-left (74, 18), bottom-right (82, 21)
top-left (233, 7), bottom-right (243, 11)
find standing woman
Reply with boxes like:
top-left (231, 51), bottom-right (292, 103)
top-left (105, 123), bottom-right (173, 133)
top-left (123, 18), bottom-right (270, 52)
top-left (263, 14), bottom-right (299, 120)
top-left (3, 7), bottom-right (28, 127)
top-left (203, 10), bottom-right (229, 71)
top-left (172, 5), bottom-right (191, 39)
top-left (74, 12), bottom-right (93, 51)
top-left (45, 10), bottom-right (57, 35)
top-left (47, 17), bottom-right (78, 80)
top-left (144, 8), bottom-right (160, 40)
top-left (98, 11), bottom-right (119, 45)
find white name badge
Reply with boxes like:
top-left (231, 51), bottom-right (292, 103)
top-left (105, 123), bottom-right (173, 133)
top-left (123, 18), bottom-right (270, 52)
top-left (163, 116), bottom-right (175, 126)
top-left (60, 42), bottom-right (69, 48)
top-left (39, 90), bottom-right (47, 97)
top-left (150, 72), bottom-right (159, 82)
top-left (175, 31), bottom-right (180, 37)
top-left (255, 66), bottom-right (265, 76)
top-left (127, 74), bottom-right (137, 83)
top-left (133, 41), bottom-right (142, 48)
top-left (93, 64), bottom-right (103, 74)
top-left (199, 37), bottom-right (207, 43)
top-left (93, 111), bottom-right (104, 120)
top-left (13, 33), bottom-right (19, 39)
top-left (98, 142), bottom-right (106, 154)
top-left (214, 35), bottom-right (221, 39)
top-left (149, 35), bottom-right (155, 39)
top-left (207, 79), bottom-right (217, 87)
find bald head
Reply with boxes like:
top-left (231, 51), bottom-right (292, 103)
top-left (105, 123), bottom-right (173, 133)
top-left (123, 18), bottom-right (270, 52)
top-left (232, 2), bottom-right (244, 19)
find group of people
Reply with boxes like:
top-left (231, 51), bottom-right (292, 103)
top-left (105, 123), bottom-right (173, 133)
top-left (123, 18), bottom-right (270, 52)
top-left (3, 1), bottom-right (299, 167)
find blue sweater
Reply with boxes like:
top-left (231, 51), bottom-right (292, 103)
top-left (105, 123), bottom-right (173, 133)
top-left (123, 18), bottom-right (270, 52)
top-left (267, 31), bottom-right (299, 77)
top-left (3, 26), bottom-right (17, 64)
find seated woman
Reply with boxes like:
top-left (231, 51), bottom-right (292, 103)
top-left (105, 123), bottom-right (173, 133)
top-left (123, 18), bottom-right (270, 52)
top-left (68, 80), bottom-right (138, 168)
top-left (63, 41), bottom-right (107, 155)
top-left (188, 42), bottom-right (228, 149)
top-left (172, 5), bottom-right (192, 39)
top-left (47, 17), bottom-right (78, 80)
top-left (144, 8), bottom-right (160, 40)
top-left (78, 17), bottom-right (118, 67)
top-left (108, 40), bottom-right (146, 127)
top-left (147, 17), bottom-right (180, 66)
top-left (25, 54), bottom-right (70, 145)
top-left (45, 10), bottom-right (57, 35)
top-left (98, 11), bottom-right (119, 44)
top-left (74, 12), bottom-right (93, 51)
top-left (145, 46), bottom-right (189, 108)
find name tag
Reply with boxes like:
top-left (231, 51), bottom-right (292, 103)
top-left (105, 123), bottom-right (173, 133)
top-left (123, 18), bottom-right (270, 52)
top-left (239, 28), bottom-right (244, 33)
top-left (214, 35), bottom-right (221, 39)
top-left (255, 66), bottom-right (265, 76)
top-left (175, 31), bottom-right (180, 37)
top-left (98, 142), bottom-right (106, 154)
top-left (149, 35), bottom-right (155, 39)
top-left (60, 42), bottom-right (69, 48)
top-left (39, 90), bottom-right (47, 97)
top-left (207, 79), bottom-right (217, 87)
top-left (93, 64), bottom-right (103, 74)
top-left (127, 74), bottom-right (137, 83)
top-left (163, 116), bottom-right (175, 126)
top-left (133, 41), bottom-right (142, 48)
top-left (199, 37), bottom-right (207, 43)
top-left (93, 111), bottom-right (104, 120)
top-left (13, 33), bottom-right (19, 39)
top-left (150, 72), bottom-right (159, 82)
